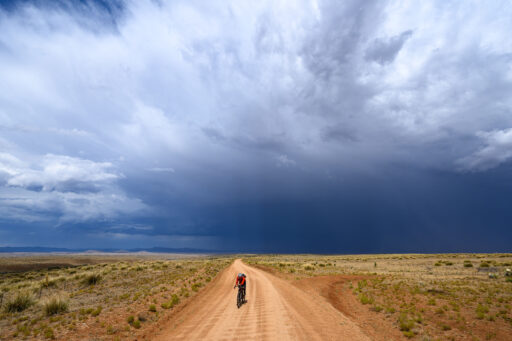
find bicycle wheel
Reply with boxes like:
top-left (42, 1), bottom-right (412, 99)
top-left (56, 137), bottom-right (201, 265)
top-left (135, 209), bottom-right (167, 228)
top-left (237, 289), bottom-right (242, 308)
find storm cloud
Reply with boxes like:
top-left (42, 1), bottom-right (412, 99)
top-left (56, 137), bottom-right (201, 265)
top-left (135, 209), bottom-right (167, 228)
top-left (0, 0), bottom-right (511, 252)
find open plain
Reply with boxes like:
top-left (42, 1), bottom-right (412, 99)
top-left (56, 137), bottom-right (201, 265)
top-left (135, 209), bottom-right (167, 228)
top-left (0, 253), bottom-right (511, 340)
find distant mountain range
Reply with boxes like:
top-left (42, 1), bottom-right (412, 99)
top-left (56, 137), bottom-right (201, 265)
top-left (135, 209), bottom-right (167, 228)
top-left (0, 246), bottom-right (223, 254)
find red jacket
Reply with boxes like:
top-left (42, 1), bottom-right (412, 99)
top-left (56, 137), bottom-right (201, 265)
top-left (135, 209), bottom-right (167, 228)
top-left (235, 275), bottom-right (246, 286)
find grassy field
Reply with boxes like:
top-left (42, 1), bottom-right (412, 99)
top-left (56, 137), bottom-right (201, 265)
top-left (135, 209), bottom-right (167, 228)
top-left (0, 254), bottom-right (232, 340)
top-left (2, 253), bottom-right (511, 340)
top-left (244, 253), bottom-right (512, 341)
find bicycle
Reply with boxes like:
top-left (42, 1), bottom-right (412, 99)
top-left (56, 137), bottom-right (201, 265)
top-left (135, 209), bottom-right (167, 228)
top-left (236, 284), bottom-right (245, 308)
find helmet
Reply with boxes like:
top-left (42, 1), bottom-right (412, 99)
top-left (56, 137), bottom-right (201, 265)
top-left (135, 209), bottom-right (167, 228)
top-left (238, 273), bottom-right (243, 277)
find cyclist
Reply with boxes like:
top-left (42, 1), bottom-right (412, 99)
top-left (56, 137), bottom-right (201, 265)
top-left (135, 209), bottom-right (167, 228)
top-left (233, 273), bottom-right (246, 302)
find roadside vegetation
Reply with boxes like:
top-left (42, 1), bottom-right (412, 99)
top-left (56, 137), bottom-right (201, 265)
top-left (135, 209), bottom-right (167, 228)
top-left (0, 255), bottom-right (231, 340)
top-left (245, 253), bottom-right (512, 340)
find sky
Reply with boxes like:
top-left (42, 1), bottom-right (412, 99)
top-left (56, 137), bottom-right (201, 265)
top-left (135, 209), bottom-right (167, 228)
top-left (0, 0), bottom-right (511, 253)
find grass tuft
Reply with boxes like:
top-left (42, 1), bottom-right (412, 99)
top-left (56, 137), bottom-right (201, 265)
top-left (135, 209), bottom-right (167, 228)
top-left (5, 291), bottom-right (34, 313)
top-left (43, 296), bottom-right (68, 316)
top-left (83, 273), bottom-right (102, 286)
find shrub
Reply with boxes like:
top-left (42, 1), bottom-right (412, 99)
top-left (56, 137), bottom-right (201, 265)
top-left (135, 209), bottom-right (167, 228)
top-left (385, 306), bottom-right (396, 313)
top-left (44, 327), bottom-right (55, 339)
top-left (359, 293), bottom-right (373, 305)
top-left (44, 296), bottom-right (68, 316)
top-left (403, 330), bottom-right (415, 338)
top-left (91, 306), bottom-right (102, 316)
top-left (149, 304), bottom-right (156, 312)
top-left (398, 313), bottom-right (415, 332)
top-left (83, 274), bottom-right (101, 286)
top-left (162, 294), bottom-right (180, 309)
top-left (5, 291), bottom-right (34, 313)
top-left (106, 325), bottom-right (115, 334)
top-left (132, 320), bottom-right (141, 329)
top-left (464, 263), bottom-right (473, 267)
top-left (371, 305), bottom-right (383, 312)
top-left (480, 262), bottom-right (490, 268)
top-left (476, 304), bottom-right (489, 319)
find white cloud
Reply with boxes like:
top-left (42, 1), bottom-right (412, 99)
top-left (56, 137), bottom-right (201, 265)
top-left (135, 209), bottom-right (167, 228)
top-left (3, 154), bottom-right (118, 192)
top-left (275, 154), bottom-right (296, 167)
top-left (0, 187), bottom-right (146, 223)
top-left (457, 128), bottom-right (512, 171)
top-left (0, 152), bottom-right (146, 223)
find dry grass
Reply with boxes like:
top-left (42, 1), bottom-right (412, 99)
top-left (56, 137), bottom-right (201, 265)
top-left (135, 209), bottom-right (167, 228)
top-left (43, 296), bottom-right (69, 316)
top-left (244, 253), bottom-right (512, 340)
top-left (0, 254), bottom-right (232, 340)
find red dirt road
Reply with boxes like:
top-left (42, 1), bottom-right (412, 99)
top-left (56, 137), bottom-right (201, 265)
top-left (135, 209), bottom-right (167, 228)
top-left (154, 259), bottom-right (370, 340)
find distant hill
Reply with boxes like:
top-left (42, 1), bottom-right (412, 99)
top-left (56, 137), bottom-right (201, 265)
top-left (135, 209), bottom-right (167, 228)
top-left (0, 246), bottom-right (221, 254)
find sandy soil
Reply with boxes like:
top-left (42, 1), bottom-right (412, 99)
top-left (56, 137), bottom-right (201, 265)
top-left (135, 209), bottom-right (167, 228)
top-left (153, 259), bottom-right (370, 340)
top-left (294, 275), bottom-right (406, 341)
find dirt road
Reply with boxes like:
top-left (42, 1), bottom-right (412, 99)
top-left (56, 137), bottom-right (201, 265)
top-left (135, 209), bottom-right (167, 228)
top-left (154, 259), bottom-right (370, 340)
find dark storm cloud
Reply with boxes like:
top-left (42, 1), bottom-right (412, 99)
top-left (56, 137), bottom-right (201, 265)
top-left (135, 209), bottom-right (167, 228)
top-left (1, 0), bottom-right (512, 251)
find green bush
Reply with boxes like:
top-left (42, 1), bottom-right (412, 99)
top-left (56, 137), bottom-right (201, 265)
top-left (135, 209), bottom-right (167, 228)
top-left (5, 291), bottom-right (34, 313)
top-left (476, 304), bottom-right (488, 319)
top-left (385, 306), bottom-right (396, 313)
top-left (91, 306), bottom-right (102, 316)
top-left (44, 296), bottom-right (68, 316)
top-left (161, 294), bottom-right (180, 309)
top-left (371, 305), bottom-right (383, 312)
top-left (44, 327), bottom-right (55, 339)
top-left (149, 304), bottom-right (156, 312)
top-left (403, 330), bottom-right (415, 338)
top-left (359, 293), bottom-right (373, 305)
top-left (398, 313), bottom-right (415, 332)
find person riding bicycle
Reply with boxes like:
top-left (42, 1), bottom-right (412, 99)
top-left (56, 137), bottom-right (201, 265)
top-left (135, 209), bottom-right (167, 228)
top-left (233, 273), bottom-right (246, 302)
